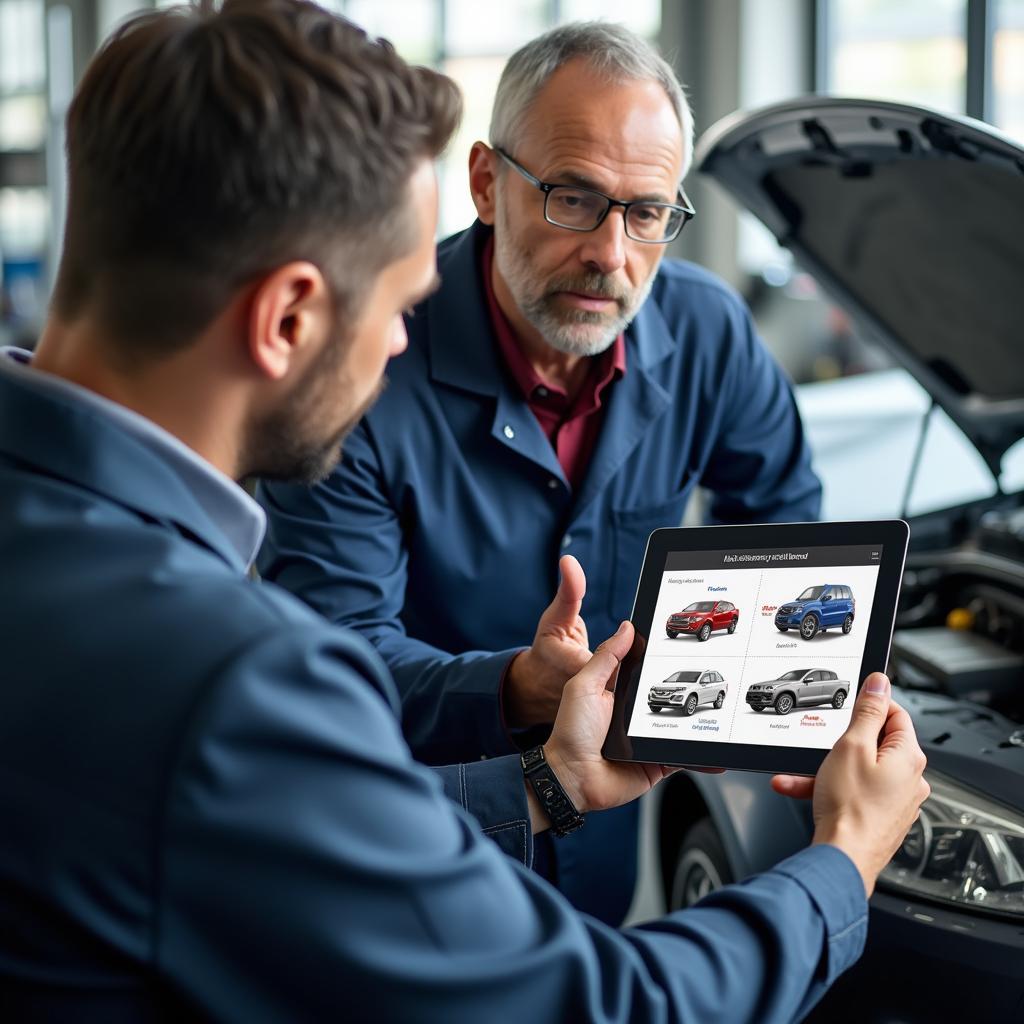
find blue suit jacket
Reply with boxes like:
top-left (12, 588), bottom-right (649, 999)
top-left (0, 357), bottom-right (863, 1021)
top-left (259, 222), bottom-right (822, 924)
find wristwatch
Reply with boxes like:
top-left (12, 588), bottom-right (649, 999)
top-left (521, 745), bottom-right (585, 838)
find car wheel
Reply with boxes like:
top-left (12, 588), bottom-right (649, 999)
top-left (713, 691), bottom-right (725, 709)
top-left (775, 693), bottom-right (794, 715)
top-left (670, 817), bottom-right (733, 910)
top-left (649, 706), bottom-right (662, 713)
top-left (800, 613), bottom-right (819, 640)
top-left (842, 614), bottom-right (853, 635)
top-left (727, 620), bottom-right (737, 634)
top-left (831, 690), bottom-right (847, 710)
top-left (698, 622), bottom-right (712, 642)
top-left (682, 694), bottom-right (699, 716)
top-left (667, 630), bottom-right (678, 639)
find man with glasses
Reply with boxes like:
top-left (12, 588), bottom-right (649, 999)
top-left (259, 21), bottom-right (822, 926)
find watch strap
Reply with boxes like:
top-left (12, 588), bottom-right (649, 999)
top-left (521, 746), bottom-right (584, 838)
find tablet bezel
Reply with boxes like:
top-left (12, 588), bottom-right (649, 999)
top-left (602, 520), bottom-right (909, 776)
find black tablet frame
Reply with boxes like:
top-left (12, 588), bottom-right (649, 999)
top-left (602, 520), bottom-right (909, 777)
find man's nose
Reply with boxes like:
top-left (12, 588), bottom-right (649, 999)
top-left (576, 208), bottom-right (627, 277)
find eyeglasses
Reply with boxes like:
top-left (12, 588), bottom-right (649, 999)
top-left (495, 147), bottom-right (694, 245)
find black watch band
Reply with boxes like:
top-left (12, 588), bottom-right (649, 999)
top-left (521, 746), bottom-right (584, 838)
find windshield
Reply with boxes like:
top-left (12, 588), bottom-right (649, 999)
top-left (665, 672), bottom-right (701, 683)
top-left (796, 587), bottom-right (825, 601)
top-left (683, 602), bottom-right (716, 612)
top-left (778, 670), bottom-right (810, 681)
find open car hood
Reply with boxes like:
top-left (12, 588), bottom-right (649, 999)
top-left (695, 96), bottom-right (1024, 475)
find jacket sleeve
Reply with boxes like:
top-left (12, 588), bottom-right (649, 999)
top-left (156, 623), bottom-right (867, 1023)
top-left (256, 423), bottom-right (519, 764)
top-left (433, 756), bottom-right (533, 866)
top-left (699, 298), bottom-right (823, 525)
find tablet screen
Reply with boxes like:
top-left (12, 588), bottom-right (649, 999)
top-left (625, 542), bottom-right (883, 750)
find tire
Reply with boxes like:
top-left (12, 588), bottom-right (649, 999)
top-left (682, 693), bottom-right (699, 716)
top-left (800, 613), bottom-right (819, 640)
top-left (831, 690), bottom-right (847, 710)
top-left (727, 620), bottom-right (737, 634)
top-left (842, 614), bottom-right (853, 635)
top-left (713, 691), bottom-right (725, 709)
top-left (667, 630), bottom-right (678, 639)
top-left (698, 621), bottom-right (712, 642)
top-left (670, 817), bottom-right (733, 910)
top-left (649, 706), bottom-right (662, 713)
top-left (776, 625), bottom-right (788, 633)
top-left (774, 693), bottom-right (794, 715)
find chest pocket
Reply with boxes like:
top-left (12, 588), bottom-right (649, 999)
top-left (608, 493), bottom-right (690, 621)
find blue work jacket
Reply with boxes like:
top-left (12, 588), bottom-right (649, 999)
top-left (258, 222), bottom-right (822, 925)
top-left (0, 348), bottom-right (864, 1022)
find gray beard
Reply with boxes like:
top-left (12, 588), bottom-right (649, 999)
top-left (493, 207), bottom-right (654, 357)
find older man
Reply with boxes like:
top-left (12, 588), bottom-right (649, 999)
top-left (258, 22), bottom-right (822, 924)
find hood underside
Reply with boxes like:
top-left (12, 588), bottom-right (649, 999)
top-left (695, 96), bottom-right (1024, 472)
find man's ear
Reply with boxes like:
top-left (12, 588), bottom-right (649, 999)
top-left (468, 141), bottom-right (499, 226)
top-left (247, 261), bottom-right (329, 381)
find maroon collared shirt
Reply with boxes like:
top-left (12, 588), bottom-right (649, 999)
top-left (481, 236), bottom-right (626, 491)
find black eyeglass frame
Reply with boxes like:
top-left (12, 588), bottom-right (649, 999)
top-left (495, 146), bottom-right (695, 244)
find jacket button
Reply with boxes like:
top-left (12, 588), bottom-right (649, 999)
top-left (503, 424), bottom-right (515, 440)
top-left (561, 533), bottom-right (572, 549)
top-left (547, 478), bottom-right (559, 490)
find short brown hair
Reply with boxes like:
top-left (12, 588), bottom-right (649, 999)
top-left (52, 0), bottom-right (460, 357)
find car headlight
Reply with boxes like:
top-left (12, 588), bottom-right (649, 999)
top-left (878, 772), bottom-right (1024, 920)
top-left (792, 606), bottom-right (804, 614)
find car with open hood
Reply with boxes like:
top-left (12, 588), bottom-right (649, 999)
top-left (648, 97), bottom-right (1024, 1023)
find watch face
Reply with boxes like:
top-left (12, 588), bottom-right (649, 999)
top-left (522, 748), bottom-right (584, 836)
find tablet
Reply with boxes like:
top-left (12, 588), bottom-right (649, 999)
top-left (603, 520), bottom-right (909, 776)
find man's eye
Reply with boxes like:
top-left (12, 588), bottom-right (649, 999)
top-left (632, 205), bottom-right (661, 223)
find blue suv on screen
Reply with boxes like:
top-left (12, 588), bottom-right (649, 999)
top-left (775, 584), bottom-right (855, 640)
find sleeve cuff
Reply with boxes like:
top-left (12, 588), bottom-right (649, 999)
top-left (439, 755), bottom-right (533, 867)
top-left (771, 843), bottom-right (869, 982)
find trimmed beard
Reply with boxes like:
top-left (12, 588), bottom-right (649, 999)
top-left (493, 197), bottom-right (655, 357)
top-left (242, 334), bottom-right (385, 486)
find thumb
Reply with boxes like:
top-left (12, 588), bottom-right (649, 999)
top-left (566, 621), bottom-right (633, 696)
top-left (542, 555), bottom-right (586, 629)
top-left (843, 672), bottom-right (890, 740)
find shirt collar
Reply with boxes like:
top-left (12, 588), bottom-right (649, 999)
top-left (0, 348), bottom-right (266, 571)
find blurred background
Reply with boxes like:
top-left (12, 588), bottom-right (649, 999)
top-left (1, 0), bottom-right (1022, 515)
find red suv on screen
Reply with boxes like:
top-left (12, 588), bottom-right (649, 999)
top-left (665, 600), bottom-right (739, 642)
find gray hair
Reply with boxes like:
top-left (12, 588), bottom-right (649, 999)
top-left (489, 21), bottom-right (694, 178)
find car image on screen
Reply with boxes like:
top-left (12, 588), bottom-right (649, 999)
top-left (648, 669), bottom-right (728, 715)
top-left (665, 601), bottom-right (739, 641)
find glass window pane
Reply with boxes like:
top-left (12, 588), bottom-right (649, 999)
top-left (0, 0), bottom-right (45, 92)
top-left (829, 0), bottom-right (967, 115)
top-left (438, 54), bottom-right (506, 237)
top-left (347, 0), bottom-right (438, 65)
top-left (0, 94), bottom-right (45, 149)
top-left (994, 0), bottom-right (1024, 142)
top-left (445, 0), bottom-right (547, 58)
top-left (558, 0), bottom-right (661, 39)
